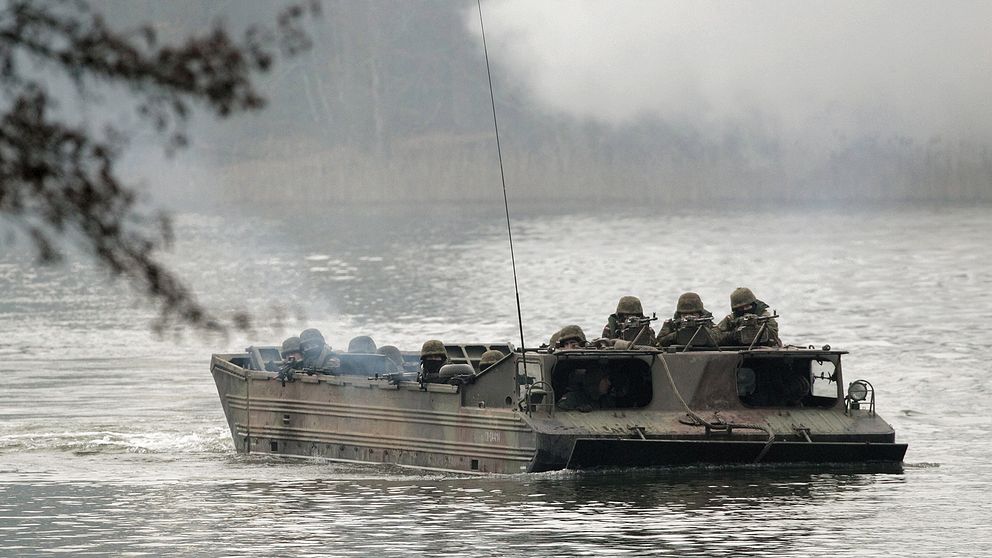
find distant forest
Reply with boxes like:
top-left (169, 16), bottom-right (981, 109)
top-left (131, 1), bottom-right (992, 205)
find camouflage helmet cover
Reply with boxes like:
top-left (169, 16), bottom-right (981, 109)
top-left (616, 295), bottom-right (644, 316)
top-left (421, 339), bottom-right (447, 359)
top-left (676, 292), bottom-right (705, 314)
top-left (557, 324), bottom-right (587, 344)
top-left (299, 328), bottom-right (325, 345)
top-left (281, 336), bottom-right (302, 355)
top-left (479, 349), bottom-right (504, 368)
top-left (347, 335), bottom-right (377, 353)
top-left (730, 287), bottom-right (757, 310)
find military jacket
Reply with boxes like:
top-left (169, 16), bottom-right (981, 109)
top-left (716, 300), bottom-right (781, 346)
top-left (602, 314), bottom-right (656, 344)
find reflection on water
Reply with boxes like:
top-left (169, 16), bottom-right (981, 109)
top-left (2, 203), bottom-right (991, 555)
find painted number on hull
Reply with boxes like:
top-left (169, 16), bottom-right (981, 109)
top-left (483, 431), bottom-right (501, 444)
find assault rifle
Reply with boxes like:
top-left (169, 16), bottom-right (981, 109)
top-left (275, 360), bottom-right (303, 385)
top-left (275, 360), bottom-right (341, 385)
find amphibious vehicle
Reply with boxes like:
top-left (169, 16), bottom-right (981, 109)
top-left (210, 338), bottom-right (907, 473)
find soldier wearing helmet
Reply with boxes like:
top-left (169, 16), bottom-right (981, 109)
top-left (602, 296), bottom-right (656, 344)
top-left (716, 287), bottom-right (781, 346)
top-left (299, 328), bottom-right (340, 371)
top-left (555, 325), bottom-right (587, 350)
top-left (376, 345), bottom-right (406, 373)
top-left (264, 336), bottom-right (303, 372)
top-left (655, 292), bottom-right (718, 347)
top-left (419, 339), bottom-right (448, 383)
top-left (281, 336), bottom-right (303, 363)
top-left (479, 349), bottom-right (505, 371)
top-left (347, 335), bottom-right (378, 354)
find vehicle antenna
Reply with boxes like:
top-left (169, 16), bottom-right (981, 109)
top-left (477, 0), bottom-right (526, 355)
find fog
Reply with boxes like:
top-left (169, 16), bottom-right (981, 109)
top-left (96, 1), bottom-right (992, 207)
top-left (476, 1), bottom-right (992, 143)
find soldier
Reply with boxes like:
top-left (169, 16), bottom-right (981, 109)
top-left (299, 328), bottom-right (340, 371)
top-left (281, 336), bottom-right (303, 363)
top-left (557, 369), bottom-right (615, 412)
top-left (266, 336), bottom-right (302, 372)
top-left (602, 295), bottom-right (656, 343)
top-left (376, 345), bottom-right (406, 372)
top-left (716, 287), bottom-right (782, 346)
top-left (419, 339), bottom-right (448, 383)
top-left (655, 292), bottom-right (719, 348)
top-left (478, 349), bottom-right (504, 371)
top-left (347, 335), bottom-right (377, 353)
top-left (555, 324), bottom-right (587, 350)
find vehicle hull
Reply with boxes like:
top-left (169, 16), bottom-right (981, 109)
top-left (211, 346), bottom-right (908, 473)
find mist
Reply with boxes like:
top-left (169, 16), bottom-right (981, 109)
top-left (475, 1), bottom-right (992, 143)
top-left (95, 1), bottom-right (992, 207)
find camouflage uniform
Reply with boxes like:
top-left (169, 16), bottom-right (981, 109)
top-left (299, 328), bottom-right (340, 371)
top-left (601, 296), bottom-right (656, 344)
top-left (716, 287), bottom-right (782, 346)
top-left (557, 369), bottom-right (615, 412)
top-left (479, 349), bottom-right (504, 371)
top-left (655, 292), bottom-right (720, 348)
top-left (419, 339), bottom-right (448, 383)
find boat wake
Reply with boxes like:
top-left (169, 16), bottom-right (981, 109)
top-left (0, 426), bottom-right (234, 455)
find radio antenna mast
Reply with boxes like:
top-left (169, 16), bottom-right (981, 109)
top-left (477, 0), bottom-right (526, 354)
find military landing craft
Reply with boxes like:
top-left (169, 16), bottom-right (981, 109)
top-left (210, 337), bottom-right (907, 473)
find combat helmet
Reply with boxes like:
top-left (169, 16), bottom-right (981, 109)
top-left (730, 287), bottom-right (757, 311)
top-left (676, 292), bottom-right (704, 314)
top-left (557, 324), bottom-right (587, 345)
top-left (280, 336), bottom-right (302, 357)
top-left (299, 328), bottom-right (326, 356)
top-left (347, 335), bottom-right (377, 353)
top-left (479, 349), bottom-right (504, 370)
top-left (616, 295), bottom-right (644, 316)
top-left (421, 339), bottom-right (447, 360)
top-left (376, 345), bottom-right (404, 367)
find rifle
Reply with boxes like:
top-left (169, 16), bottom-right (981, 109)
top-left (620, 313), bottom-right (658, 346)
top-left (276, 360), bottom-right (303, 385)
top-left (736, 311), bottom-right (780, 325)
top-left (675, 315), bottom-right (719, 351)
top-left (275, 360), bottom-right (341, 385)
top-left (736, 312), bottom-right (781, 349)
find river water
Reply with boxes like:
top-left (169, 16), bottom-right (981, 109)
top-left (1, 202), bottom-right (990, 556)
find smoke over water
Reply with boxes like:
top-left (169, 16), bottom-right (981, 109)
top-left (473, 1), bottom-right (992, 145)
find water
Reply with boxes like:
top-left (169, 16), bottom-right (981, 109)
top-left (2, 202), bottom-right (991, 556)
